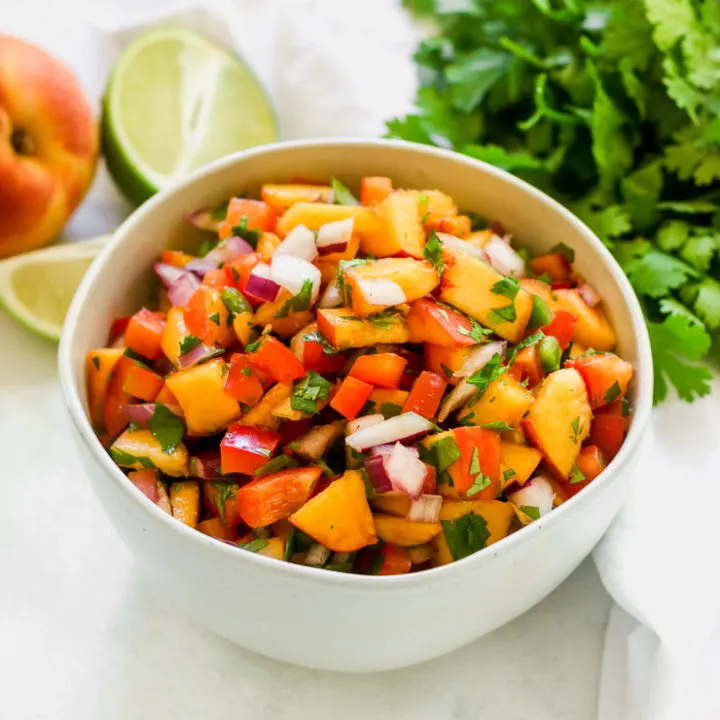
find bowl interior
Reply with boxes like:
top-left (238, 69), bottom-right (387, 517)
top-left (61, 139), bottom-right (652, 567)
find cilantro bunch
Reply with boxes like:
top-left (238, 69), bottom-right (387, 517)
top-left (391, 0), bottom-right (720, 403)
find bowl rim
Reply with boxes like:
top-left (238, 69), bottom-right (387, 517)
top-left (59, 137), bottom-right (654, 590)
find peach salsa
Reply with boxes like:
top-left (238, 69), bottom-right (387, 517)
top-left (87, 177), bottom-right (633, 575)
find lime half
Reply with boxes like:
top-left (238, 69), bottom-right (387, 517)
top-left (102, 28), bottom-right (279, 205)
top-left (0, 238), bottom-right (107, 342)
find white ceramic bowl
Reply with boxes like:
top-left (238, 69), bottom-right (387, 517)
top-left (59, 139), bottom-right (653, 672)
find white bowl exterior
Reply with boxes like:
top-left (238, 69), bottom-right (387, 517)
top-left (59, 140), bottom-right (653, 672)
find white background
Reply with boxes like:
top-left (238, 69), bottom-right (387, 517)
top-left (0, 0), bottom-right (643, 717)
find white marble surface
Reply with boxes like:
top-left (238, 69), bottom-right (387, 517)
top-left (0, 0), bottom-right (615, 716)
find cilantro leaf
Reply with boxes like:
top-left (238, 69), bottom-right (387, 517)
top-left (467, 352), bottom-right (506, 401)
top-left (179, 335), bottom-right (202, 355)
top-left (221, 287), bottom-right (251, 321)
top-left (231, 217), bottom-right (261, 248)
top-left (568, 463), bottom-right (586, 484)
top-left (380, 402), bottom-right (403, 419)
top-left (441, 512), bottom-right (490, 560)
top-left (302, 330), bottom-right (340, 355)
top-left (481, 421), bottom-right (515, 432)
top-left (330, 178), bottom-right (359, 206)
top-left (240, 538), bottom-right (269, 553)
top-left (254, 455), bottom-right (299, 477)
top-left (148, 403), bottom-right (186, 454)
top-left (291, 371), bottom-right (332, 415)
top-left (603, 381), bottom-right (622, 405)
top-left (519, 505), bottom-right (541, 521)
top-left (423, 230), bottom-right (445, 276)
top-left (275, 279), bottom-right (314, 319)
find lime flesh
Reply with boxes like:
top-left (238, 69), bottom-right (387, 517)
top-left (102, 28), bottom-right (279, 205)
top-left (0, 238), bottom-right (107, 342)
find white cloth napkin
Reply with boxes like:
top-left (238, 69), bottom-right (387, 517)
top-left (5, 1), bottom-right (720, 717)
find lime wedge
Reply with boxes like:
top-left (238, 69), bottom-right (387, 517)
top-left (0, 238), bottom-right (108, 342)
top-left (102, 28), bottom-right (279, 205)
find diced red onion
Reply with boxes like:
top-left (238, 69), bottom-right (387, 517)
top-left (356, 278), bottom-right (406, 307)
top-left (364, 454), bottom-right (394, 494)
top-left (245, 263), bottom-right (281, 302)
top-left (305, 543), bottom-right (331, 566)
top-left (186, 208), bottom-right (223, 232)
top-left (167, 270), bottom-right (201, 307)
top-left (316, 217), bottom-right (354, 256)
top-left (406, 494), bottom-right (443, 522)
top-left (154, 262), bottom-right (187, 287)
top-left (385, 443), bottom-right (428, 500)
top-left (129, 471), bottom-right (159, 502)
top-left (121, 404), bottom-right (155, 427)
top-left (346, 412), bottom-right (435, 452)
top-left (368, 443), bottom-right (398, 457)
top-left (270, 254), bottom-right (321, 301)
top-left (484, 235), bottom-right (525, 278)
top-left (184, 258), bottom-right (217, 275)
top-left (437, 232), bottom-right (490, 263)
top-left (490, 221), bottom-right (506, 237)
top-left (407, 544), bottom-right (434, 565)
top-left (578, 283), bottom-right (601, 308)
top-left (177, 342), bottom-right (223, 369)
top-left (453, 340), bottom-right (508, 379)
top-left (346, 414), bottom-right (384, 437)
top-left (199, 235), bottom-right (254, 270)
top-left (275, 224), bottom-right (318, 262)
top-left (319, 276), bottom-right (343, 308)
top-left (189, 450), bottom-right (223, 480)
top-left (508, 474), bottom-right (555, 519)
top-left (439, 341), bottom-right (507, 422)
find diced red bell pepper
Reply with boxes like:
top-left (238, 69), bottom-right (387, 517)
top-left (302, 338), bottom-right (346, 374)
top-left (589, 402), bottom-right (625, 460)
top-left (203, 482), bottom-right (242, 528)
top-left (122, 363), bottom-right (164, 401)
top-left (224, 252), bottom-right (262, 303)
top-left (221, 424), bottom-right (282, 476)
top-left (218, 198), bottom-right (277, 240)
top-left (124, 308), bottom-right (166, 360)
top-left (348, 353), bottom-right (408, 389)
top-left (248, 335), bottom-right (306, 383)
top-left (236, 466), bottom-right (323, 527)
top-left (402, 371), bottom-right (447, 419)
top-left (406, 298), bottom-right (477, 347)
top-left (541, 310), bottom-right (578, 351)
top-left (330, 376), bottom-right (373, 420)
top-left (398, 348), bottom-right (423, 390)
top-left (566, 353), bottom-right (633, 408)
top-left (423, 465), bottom-right (437, 495)
top-left (103, 355), bottom-right (135, 437)
top-left (452, 427), bottom-right (501, 500)
top-left (183, 286), bottom-right (233, 347)
top-left (109, 316), bottom-right (131, 344)
top-left (562, 444), bottom-right (606, 498)
top-left (224, 353), bottom-right (264, 406)
top-left (551, 280), bottom-right (572, 290)
top-left (529, 252), bottom-right (572, 282)
top-left (360, 176), bottom-right (393, 206)
top-left (280, 418), bottom-right (314, 445)
top-left (202, 268), bottom-right (229, 289)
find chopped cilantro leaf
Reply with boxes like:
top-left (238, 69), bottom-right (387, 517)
top-left (291, 371), bottom-right (332, 415)
top-left (380, 402), bottom-right (403, 419)
top-left (240, 538), bottom-right (269, 553)
top-left (488, 302), bottom-right (517, 325)
top-left (231, 217), bottom-right (261, 248)
top-left (314, 458), bottom-right (335, 477)
top-left (457, 317), bottom-right (493, 343)
top-left (466, 473), bottom-right (492, 497)
top-left (209, 312), bottom-right (221, 326)
top-left (275, 279), bottom-right (314, 318)
top-left (535, 273), bottom-right (552, 285)
top-left (421, 435), bottom-right (461, 486)
top-left (124, 347), bottom-right (149, 365)
top-left (481, 421), bottom-right (514, 432)
top-left (221, 287), bottom-right (251, 322)
top-left (245, 332), bottom-right (268, 354)
top-left (254, 455), bottom-right (299, 477)
top-left (569, 416), bottom-right (582, 444)
top-left (467, 352), bottom-right (506, 401)
top-left (569, 464), bottom-right (586, 484)
top-left (442, 512), bottom-right (490, 560)
top-left (367, 308), bottom-right (404, 329)
top-left (503, 468), bottom-right (516, 483)
top-left (148, 403), bottom-right (186, 454)
top-left (440, 363), bottom-right (454, 379)
top-left (284, 528), bottom-right (315, 561)
top-left (210, 482), bottom-right (236, 525)
top-left (179, 335), bottom-right (202, 355)
top-left (548, 243), bottom-right (575, 263)
top-left (91, 356), bottom-right (100, 370)
top-left (520, 505), bottom-right (541, 521)
top-left (110, 448), bottom-right (154, 469)
top-left (330, 178), bottom-right (359, 206)
top-left (197, 238), bottom-right (216, 257)
top-left (490, 277), bottom-right (520, 301)
top-left (423, 230), bottom-right (445, 277)
top-left (303, 330), bottom-right (340, 355)
top-left (603, 381), bottom-right (622, 405)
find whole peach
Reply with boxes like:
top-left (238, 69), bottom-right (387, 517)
top-left (0, 36), bottom-right (98, 258)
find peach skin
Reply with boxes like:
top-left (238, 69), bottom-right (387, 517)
top-left (0, 36), bottom-right (98, 258)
